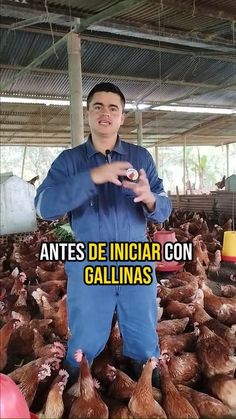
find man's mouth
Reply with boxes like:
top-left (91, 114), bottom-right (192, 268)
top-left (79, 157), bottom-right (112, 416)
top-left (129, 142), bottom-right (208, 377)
top-left (98, 120), bottom-right (111, 126)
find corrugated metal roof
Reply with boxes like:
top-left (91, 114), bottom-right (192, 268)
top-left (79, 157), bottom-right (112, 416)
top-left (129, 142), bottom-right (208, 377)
top-left (1, 0), bottom-right (236, 147)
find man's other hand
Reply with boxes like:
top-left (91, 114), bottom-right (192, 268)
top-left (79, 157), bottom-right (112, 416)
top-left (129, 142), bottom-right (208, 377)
top-left (122, 168), bottom-right (156, 212)
top-left (91, 161), bottom-right (132, 186)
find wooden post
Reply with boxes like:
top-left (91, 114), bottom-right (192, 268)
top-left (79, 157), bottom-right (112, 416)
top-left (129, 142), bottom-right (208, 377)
top-left (67, 32), bottom-right (84, 147)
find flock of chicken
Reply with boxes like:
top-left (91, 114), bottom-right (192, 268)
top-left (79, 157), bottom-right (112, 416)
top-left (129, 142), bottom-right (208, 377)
top-left (0, 210), bottom-right (236, 418)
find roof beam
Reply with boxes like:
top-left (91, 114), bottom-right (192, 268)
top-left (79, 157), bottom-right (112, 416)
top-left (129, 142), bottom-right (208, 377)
top-left (91, 21), bottom-right (236, 54)
top-left (1, 21), bottom-right (236, 63)
top-left (154, 0), bottom-right (236, 22)
top-left (3, 64), bottom-right (236, 92)
top-left (169, 115), bottom-right (235, 141)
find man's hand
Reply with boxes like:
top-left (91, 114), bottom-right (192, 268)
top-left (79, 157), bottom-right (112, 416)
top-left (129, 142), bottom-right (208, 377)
top-left (91, 161), bottom-right (132, 186)
top-left (122, 168), bottom-right (156, 212)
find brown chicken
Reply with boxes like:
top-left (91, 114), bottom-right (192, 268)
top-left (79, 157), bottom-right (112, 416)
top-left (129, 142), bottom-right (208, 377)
top-left (108, 320), bottom-right (124, 363)
top-left (106, 364), bottom-right (136, 400)
top-left (0, 319), bottom-right (19, 371)
top-left (13, 362), bottom-right (51, 407)
top-left (128, 358), bottom-right (167, 418)
top-left (69, 349), bottom-right (109, 419)
top-left (28, 280), bottom-right (66, 302)
top-left (159, 329), bottom-right (198, 355)
top-left (157, 317), bottom-right (189, 336)
top-left (164, 300), bottom-right (196, 319)
top-left (36, 262), bottom-right (67, 282)
top-left (207, 374), bottom-right (236, 413)
top-left (192, 303), bottom-right (236, 348)
top-left (159, 358), bottom-right (199, 418)
top-left (196, 324), bottom-right (236, 377)
top-left (167, 352), bottom-right (201, 386)
top-left (41, 294), bottom-right (68, 338)
top-left (102, 396), bottom-right (133, 419)
top-left (221, 284), bottom-right (236, 298)
top-left (32, 328), bottom-right (65, 359)
top-left (193, 239), bottom-right (209, 267)
top-left (208, 250), bottom-right (222, 272)
top-left (91, 346), bottom-right (116, 386)
top-left (39, 369), bottom-right (69, 418)
top-left (202, 284), bottom-right (236, 326)
top-left (177, 384), bottom-right (232, 418)
top-left (158, 277), bottom-right (199, 303)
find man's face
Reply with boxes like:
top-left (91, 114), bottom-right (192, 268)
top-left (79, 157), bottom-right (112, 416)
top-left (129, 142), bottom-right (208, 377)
top-left (86, 91), bottom-right (125, 137)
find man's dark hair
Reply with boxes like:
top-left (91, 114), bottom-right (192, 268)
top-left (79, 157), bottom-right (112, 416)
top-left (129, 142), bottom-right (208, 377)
top-left (87, 82), bottom-right (125, 110)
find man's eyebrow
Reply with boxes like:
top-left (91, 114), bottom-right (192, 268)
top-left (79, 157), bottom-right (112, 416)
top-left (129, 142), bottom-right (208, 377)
top-left (92, 102), bottom-right (119, 109)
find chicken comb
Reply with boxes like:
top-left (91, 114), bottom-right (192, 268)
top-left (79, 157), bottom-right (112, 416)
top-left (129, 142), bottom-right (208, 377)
top-left (93, 378), bottom-right (100, 389)
top-left (74, 349), bottom-right (83, 363)
top-left (38, 363), bottom-right (51, 380)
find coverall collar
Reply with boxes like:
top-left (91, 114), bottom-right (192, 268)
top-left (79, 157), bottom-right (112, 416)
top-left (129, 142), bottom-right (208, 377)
top-left (86, 134), bottom-right (126, 159)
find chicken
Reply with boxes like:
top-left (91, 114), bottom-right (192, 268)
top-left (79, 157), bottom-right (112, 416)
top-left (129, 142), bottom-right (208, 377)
top-left (0, 319), bottom-right (19, 371)
top-left (108, 320), bottom-right (124, 363)
top-left (102, 396), bottom-right (133, 419)
top-left (193, 240), bottom-right (209, 267)
top-left (158, 276), bottom-right (199, 304)
top-left (177, 384), bottom-right (232, 418)
top-left (164, 300), bottom-right (196, 319)
top-left (39, 369), bottom-right (69, 418)
top-left (8, 322), bottom-right (35, 358)
top-left (15, 362), bottom-right (51, 407)
top-left (91, 346), bottom-right (115, 386)
top-left (128, 358), bottom-right (167, 418)
top-left (221, 284), bottom-right (236, 298)
top-left (106, 364), bottom-right (136, 400)
top-left (36, 262), bottom-right (67, 282)
top-left (167, 352), bottom-right (201, 386)
top-left (202, 284), bottom-right (236, 326)
top-left (69, 349), bottom-right (109, 419)
top-left (28, 280), bottom-right (66, 301)
top-left (32, 328), bottom-right (65, 359)
top-left (208, 250), bottom-right (221, 273)
top-left (196, 324), bottom-right (236, 377)
top-left (207, 374), bottom-right (236, 413)
top-left (27, 175), bottom-right (39, 186)
top-left (29, 318), bottom-right (53, 336)
top-left (157, 317), bottom-right (189, 336)
top-left (0, 267), bottom-right (20, 292)
top-left (40, 294), bottom-right (68, 338)
top-left (192, 303), bottom-right (236, 349)
top-left (10, 272), bottom-right (27, 295)
top-left (159, 358), bottom-right (199, 418)
top-left (215, 175), bottom-right (226, 189)
top-left (159, 329), bottom-right (198, 356)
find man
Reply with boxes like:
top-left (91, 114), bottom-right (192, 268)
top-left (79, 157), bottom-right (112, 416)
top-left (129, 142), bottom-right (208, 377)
top-left (35, 82), bottom-right (171, 386)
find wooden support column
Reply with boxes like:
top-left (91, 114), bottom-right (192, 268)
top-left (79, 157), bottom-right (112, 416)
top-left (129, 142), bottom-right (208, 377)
top-left (21, 145), bottom-right (27, 179)
top-left (67, 32), bottom-right (84, 147)
top-left (226, 144), bottom-right (229, 177)
top-left (183, 136), bottom-right (186, 193)
top-left (135, 110), bottom-right (143, 146)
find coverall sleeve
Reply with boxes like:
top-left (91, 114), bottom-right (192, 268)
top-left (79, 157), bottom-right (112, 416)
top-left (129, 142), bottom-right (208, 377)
top-left (142, 150), bottom-right (172, 223)
top-left (35, 151), bottom-right (97, 220)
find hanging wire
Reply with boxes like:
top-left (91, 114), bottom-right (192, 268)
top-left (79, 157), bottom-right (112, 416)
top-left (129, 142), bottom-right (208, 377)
top-left (44, 0), bottom-right (58, 59)
top-left (192, 0), bottom-right (196, 17)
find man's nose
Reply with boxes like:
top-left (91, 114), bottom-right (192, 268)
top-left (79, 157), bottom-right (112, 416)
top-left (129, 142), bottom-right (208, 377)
top-left (102, 107), bottom-right (110, 115)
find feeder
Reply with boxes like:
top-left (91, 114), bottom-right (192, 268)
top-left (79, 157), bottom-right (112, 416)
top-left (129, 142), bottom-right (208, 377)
top-left (222, 231), bottom-right (236, 262)
top-left (0, 373), bottom-right (31, 418)
top-left (153, 230), bottom-right (184, 272)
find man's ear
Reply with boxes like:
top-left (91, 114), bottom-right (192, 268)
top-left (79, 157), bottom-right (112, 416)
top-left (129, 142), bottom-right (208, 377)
top-left (120, 112), bottom-right (125, 126)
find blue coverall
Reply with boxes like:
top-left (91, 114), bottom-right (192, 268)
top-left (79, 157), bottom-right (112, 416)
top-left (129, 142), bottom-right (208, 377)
top-left (35, 136), bottom-right (172, 367)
